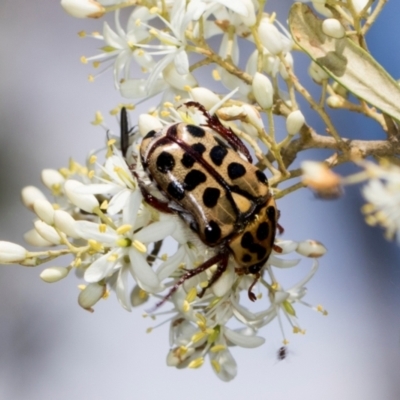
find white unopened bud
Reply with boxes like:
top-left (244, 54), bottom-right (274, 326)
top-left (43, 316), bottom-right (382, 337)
top-left (190, 87), bottom-right (220, 110)
top-left (64, 180), bottom-right (99, 213)
top-left (301, 161), bottom-right (342, 198)
top-left (311, 1), bottom-right (333, 17)
top-left (352, 0), bottom-right (370, 14)
top-left (308, 61), bottom-right (329, 84)
top-left (34, 220), bottom-right (62, 245)
top-left (24, 229), bottom-right (54, 247)
top-left (78, 282), bottom-right (106, 312)
top-left (322, 19), bottom-right (345, 39)
top-left (40, 266), bottom-right (70, 283)
top-left (241, 104), bottom-right (264, 134)
top-left (33, 199), bottom-right (55, 225)
top-left (54, 210), bottom-right (80, 239)
top-left (163, 63), bottom-right (197, 91)
top-left (296, 240), bottom-right (327, 258)
top-left (41, 169), bottom-right (65, 190)
top-left (258, 19), bottom-right (284, 55)
top-left (61, 0), bottom-right (105, 19)
top-left (326, 95), bottom-right (345, 108)
top-left (21, 186), bottom-right (47, 211)
top-left (217, 105), bottom-right (246, 121)
top-left (138, 114), bottom-right (163, 137)
top-left (0, 241), bottom-right (28, 263)
top-left (286, 110), bottom-right (305, 135)
top-left (252, 72), bottom-right (274, 109)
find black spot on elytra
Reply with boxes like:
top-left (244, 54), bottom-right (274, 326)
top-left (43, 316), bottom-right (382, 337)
top-left (204, 221), bottom-right (221, 243)
top-left (143, 130), bottom-right (156, 140)
top-left (191, 143), bottom-right (206, 155)
top-left (186, 125), bottom-right (205, 138)
top-left (249, 243), bottom-right (267, 261)
top-left (228, 162), bottom-right (246, 180)
top-left (241, 232), bottom-right (254, 249)
top-left (203, 187), bottom-right (220, 208)
top-left (256, 170), bottom-right (268, 185)
top-left (167, 181), bottom-right (185, 201)
top-left (266, 206), bottom-right (276, 221)
top-left (210, 145), bottom-right (228, 166)
top-left (183, 170), bottom-right (207, 191)
top-left (242, 254), bottom-right (252, 263)
top-left (256, 222), bottom-right (269, 241)
top-left (181, 153), bottom-right (195, 168)
top-left (156, 151), bottom-right (175, 173)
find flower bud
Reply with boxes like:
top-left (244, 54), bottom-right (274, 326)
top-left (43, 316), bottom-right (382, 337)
top-left (33, 199), bottom-right (55, 225)
top-left (34, 220), bottom-right (62, 245)
top-left (78, 282), bottom-right (106, 312)
top-left (258, 19), bottom-right (284, 55)
top-left (252, 72), bottom-right (274, 109)
top-left (190, 88), bottom-right (220, 110)
top-left (138, 114), bottom-right (163, 137)
top-left (24, 229), bottom-right (54, 247)
top-left (322, 19), bottom-right (345, 39)
top-left (326, 95), bottom-right (345, 108)
top-left (41, 169), bottom-right (65, 191)
top-left (311, 1), bottom-right (332, 17)
top-left (286, 110), bottom-right (305, 135)
top-left (301, 161), bottom-right (342, 198)
top-left (64, 180), bottom-right (99, 213)
top-left (40, 266), bottom-right (70, 283)
top-left (0, 241), bottom-right (28, 263)
top-left (21, 186), bottom-right (47, 211)
top-left (296, 240), bottom-right (327, 258)
top-left (60, 0), bottom-right (105, 19)
top-left (54, 210), bottom-right (81, 239)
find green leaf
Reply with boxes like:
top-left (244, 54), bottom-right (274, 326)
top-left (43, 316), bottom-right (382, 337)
top-left (289, 3), bottom-right (400, 122)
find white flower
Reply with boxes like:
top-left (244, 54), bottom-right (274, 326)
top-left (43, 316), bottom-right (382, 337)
top-left (362, 161), bottom-right (400, 242)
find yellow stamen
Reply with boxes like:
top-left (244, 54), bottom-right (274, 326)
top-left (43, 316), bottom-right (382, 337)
top-left (89, 155), bottom-right (97, 164)
top-left (188, 357), bottom-right (204, 369)
top-left (107, 253), bottom-right (118, 262)
top-left (116, 238), bottom-right (132, 247)
top-left (132, 240), bottom-right (147, 253)
top-left (161, 253), bottom-right (168, 261)
top-left (80, 56), bottom-right (88, 64)
top-left (283, 339), bottom-right (290, 345)
top-left (88, 75), bottom-right (94, 82)
top-left (149, 7), bottom-right (159, 14)
top-left (192, 331), bottom-right (207, 343)
top-left (102, 289), bottom-right (110, 299)
top-left (182, 300), bottom-right (190, 313)
top-left (78, 284), bottom-right (86, 290)
top-left (116, 224), bottom-right (133, 235)
top-left (88, 239), bottom-right (103, 252)
top-left (107, 138), bottom-right (116, 146)
top-left (185, 287), bottom-right (198, 303)
top-left (91, 111), bottom-right (104, 125)
top-left (160, 110), bottom-right (170, 117)
top-left (183, 85), bottom-right (192, 92)
top-left (139, 289), bottom-right (148, 299)
top-left (211, 360), bottom-right (221, 373)
top-left (72, 257), bottom-right (82, 267)
top-left (210, 344), bottom-right (226, 353)
top-left (51, 183), bottom-right (62, 197)
top-left (99, 224), bottom-right (107, 233)
top-left (212, 69), bottom-right (221, 81)
top-left (146, 327), bottom-right (153, 334)
top-left (78, 31), bottom-right (86, 38)
top-left (199, 281), bottom-right (209, 288)
top-left (88, 170), bottom-right (95, 179)
top-left (93, 61), bottom-right (100, 68)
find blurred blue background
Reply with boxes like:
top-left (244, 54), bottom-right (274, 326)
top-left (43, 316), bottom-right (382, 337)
top-left (0, 1), bottom-right (399, 399)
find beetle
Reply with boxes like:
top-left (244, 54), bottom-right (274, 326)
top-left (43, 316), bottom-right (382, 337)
top-left (120, 103), bottom-right (282, 307)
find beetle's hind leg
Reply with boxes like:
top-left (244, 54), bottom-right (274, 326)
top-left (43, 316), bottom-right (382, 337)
top-left (197, 252), bottom-right (229, 298)
top-left (151, 252), bottom-right (227, 310)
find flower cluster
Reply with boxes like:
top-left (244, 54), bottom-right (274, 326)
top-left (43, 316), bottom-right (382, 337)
top-left (7, 0), bottom-right (397, 381)
top-left (0, 98), bottom-right (327, 380)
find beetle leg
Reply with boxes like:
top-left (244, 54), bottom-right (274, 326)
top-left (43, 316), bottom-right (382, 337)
top-left (138, 183), bottom-right (175, 214)
top-left (151, 252), bottom-right (226, 310)
top-left (277, 223), bottom-right (284, 235)
top-left (197, 253), bottom-right (229, 298)
top-left (273, 244), bottom-right (283, 253)
top-left (183, 101), bottom-right (252, 163)
top-left (248, 272), bottom-right (261, 302)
